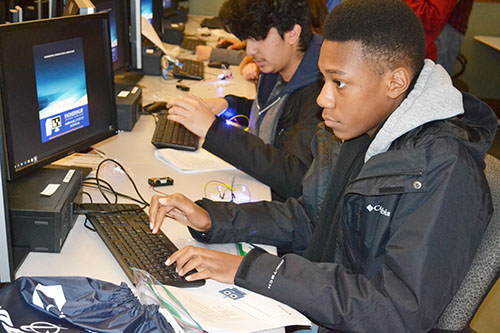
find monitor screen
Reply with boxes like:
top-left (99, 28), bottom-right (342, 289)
top-left (0, 13), bottom-right (118, 180)
top-left (141, 0), bottom-right (161, 33)
top-left (93, 0), bottom-right (130, 74)
top-left (141, 0), bottom-right (153, 24)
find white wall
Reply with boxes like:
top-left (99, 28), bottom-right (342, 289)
top-left (183, 0), bottom-right (225, 16)
top-left (457, 2), bottom-right (500, 100)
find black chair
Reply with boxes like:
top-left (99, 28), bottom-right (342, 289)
top-left (452, 52), bottom-right (469, 92)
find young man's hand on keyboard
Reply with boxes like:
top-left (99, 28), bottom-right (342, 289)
top-left (167, 95), bottom-right (216, 138)
top-left (166, 246), bottom-right (243, 284)
top-left (149, 193), bottom-right (211, 234)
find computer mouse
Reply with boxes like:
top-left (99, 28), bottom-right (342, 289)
top-left (208, 61), bottom-right (230, 69)
top-left (143, 101), bottom-right (168, 113)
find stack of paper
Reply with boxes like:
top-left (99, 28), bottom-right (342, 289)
top-left (154, 148), bottom-right (236, 173)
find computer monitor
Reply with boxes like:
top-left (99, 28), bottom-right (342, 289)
top-left (93, 0), bottom-right (130, 74)
top-left (0, 13), bottom-right (118, 181)
top-left (163, 0), bottom-right (178, 19)
top-left (141, 0), bottom-right (161, 33)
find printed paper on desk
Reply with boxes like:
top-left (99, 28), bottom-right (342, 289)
top-left (154, 148), bottom-right (236, 173)
top-left (158, 279), bottom-right (311, 333)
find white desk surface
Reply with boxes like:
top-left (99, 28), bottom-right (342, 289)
top-left (474, 35), bottom-right (500, 52)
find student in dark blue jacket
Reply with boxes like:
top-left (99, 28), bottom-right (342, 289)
top-left (150, 1), bottom-right (496, 331)
top-left (167, 0), bottom-right (323, 201)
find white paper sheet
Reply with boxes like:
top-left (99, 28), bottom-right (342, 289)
top-left (160, 280), bottom-right (311, 333)
top-left (154, 148), bottom-right (236, 173)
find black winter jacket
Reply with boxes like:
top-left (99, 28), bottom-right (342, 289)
top-left (202, 35), bottom-right (324, 201)
top-left (192, 61), bottom-right (497, 332)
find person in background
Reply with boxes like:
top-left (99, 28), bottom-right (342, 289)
top-left (150, 0), bottom-right (496, 331)
top-left (403, 0), bottom-right (458, 61)
top-left (195, 38), bottom-right (246, 65)
top-left (169, 0), bottom-right (324, 201)
top-left (436, 0), bottom-right (474, 75)
top-left (197, 0), bottom-right (332, 82)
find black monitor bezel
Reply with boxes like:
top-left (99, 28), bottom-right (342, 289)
top-left (0, 13), bottom-right (118, 181)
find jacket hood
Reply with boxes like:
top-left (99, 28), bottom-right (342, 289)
top-left (257, 34), bottom-right (323, 107)
top-left (365, 60), bottom-right (464, 162)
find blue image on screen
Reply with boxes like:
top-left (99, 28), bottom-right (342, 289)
top-left (163, 0), bottom-right (172, 9)
top-left (98, 7), bottom-right (118, 62)
top-left (33, 37), bottom-right (90, 143)
top-left (110, 8), bottom-right (118, 62)
top-left (141, 0), bottom-right (153, 24)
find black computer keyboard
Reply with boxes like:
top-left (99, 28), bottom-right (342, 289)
top-left (151, 112), bottom-right (199, 151)
top-left (173, 58), bottom-right (204, 81)
top-left (80, 203), bottom-right (205, 288)
top-left (180, 37), bottom-right (206, 51)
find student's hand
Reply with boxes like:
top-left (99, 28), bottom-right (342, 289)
top-left (216, 38), bottom-right (239, 49)
top-left (167, 95), bottom-right (216, 138)
top-left (241, 62), bottom-right (260, 81)
top-left (149, 194), bottom-right (211, 234)
top-left (196, 45), bottom-right (213, 62)
top-left (239, 56), bottom-right (260, 82)
top-left (166, 246), bottom-right (244, 284)
top-left (227, 40), bottom-right (246, 50)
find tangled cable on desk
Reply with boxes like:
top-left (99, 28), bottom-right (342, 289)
top-left (203, 177), bottom-right (251, 203)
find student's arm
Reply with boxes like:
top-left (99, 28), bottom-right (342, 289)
top-left (191, 196), bottom-right (316, 253)
top-left (209, 48), bottom-right (246, 66)
top-left (204, 84), bottom-right (323, 199)
top-left (234, 141), bottom-right (492, 331)
top-left (223, 94), bottom-right (254, 117)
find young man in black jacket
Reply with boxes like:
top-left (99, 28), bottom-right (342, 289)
top-left (167, 0), bottom-right (323, 201)
top-left (149, 0), bottom-right (496, 331)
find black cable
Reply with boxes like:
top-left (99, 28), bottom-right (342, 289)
top-left (81, 191), bottom-right (93, 203)
top-left (82, 183), bottom-right (148, 207)
top-left (95, 159), bottom-right (149, 206)
top-left (83, 177), bottom-right (118, 203)
top-left (94, 161), bottom-right (114, 204)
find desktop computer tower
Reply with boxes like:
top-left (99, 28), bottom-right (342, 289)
top-left (8, 167), bottom-right (84, 253)
top-left (142, 47), bottom-right (163, 76)
top-left (115, 85), bottom-right (142, 131)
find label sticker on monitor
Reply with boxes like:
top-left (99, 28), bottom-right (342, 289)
top-left (33, 37), bottom-right (90, 143)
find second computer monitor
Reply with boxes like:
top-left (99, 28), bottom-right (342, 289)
top-left (93, 0), bottom-right (130, 74)
top-left (141, 0), bottom-right (162, 33)
top-left (163, 0), bottom-right (178, 19)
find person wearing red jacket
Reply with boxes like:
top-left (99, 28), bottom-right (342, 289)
top-left (403, 0), bottom-right (458, 60)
